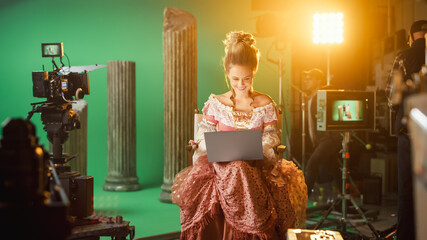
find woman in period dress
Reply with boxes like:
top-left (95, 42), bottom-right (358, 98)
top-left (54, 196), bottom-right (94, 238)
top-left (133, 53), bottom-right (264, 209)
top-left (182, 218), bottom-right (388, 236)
top-left (171, 31), bottom-right (307, 240)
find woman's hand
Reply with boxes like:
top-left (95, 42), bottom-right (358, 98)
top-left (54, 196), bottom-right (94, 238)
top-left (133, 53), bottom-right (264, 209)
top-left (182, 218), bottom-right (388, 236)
top-left (188, 140), bottom-right (199, 150)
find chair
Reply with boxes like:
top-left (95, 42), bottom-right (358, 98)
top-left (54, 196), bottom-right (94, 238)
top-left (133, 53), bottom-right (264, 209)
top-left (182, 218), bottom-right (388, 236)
top-left (185, 109), bottom-right (202, 166)
top-left (186, 108), bottom-right (286, 166)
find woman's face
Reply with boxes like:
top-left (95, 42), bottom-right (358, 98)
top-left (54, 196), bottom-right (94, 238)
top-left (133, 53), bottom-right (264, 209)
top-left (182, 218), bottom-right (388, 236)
top-left (228, 65), bottom-right (254, 95)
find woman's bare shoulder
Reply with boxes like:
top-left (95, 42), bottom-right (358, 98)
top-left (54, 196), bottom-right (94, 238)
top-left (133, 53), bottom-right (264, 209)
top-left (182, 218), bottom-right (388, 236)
top-left (213, 92), bottom-right (233, 106)
top-left (252, 92), bottom-right (274, 107)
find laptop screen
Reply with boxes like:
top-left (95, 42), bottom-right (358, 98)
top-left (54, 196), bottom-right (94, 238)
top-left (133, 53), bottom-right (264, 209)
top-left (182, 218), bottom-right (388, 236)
top-left (204, 129), bottom-right (264, 162)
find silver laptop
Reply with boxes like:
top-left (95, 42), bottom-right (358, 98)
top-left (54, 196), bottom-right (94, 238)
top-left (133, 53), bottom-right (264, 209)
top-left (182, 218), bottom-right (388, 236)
top-left (204, 129), bottom-right (264, 163)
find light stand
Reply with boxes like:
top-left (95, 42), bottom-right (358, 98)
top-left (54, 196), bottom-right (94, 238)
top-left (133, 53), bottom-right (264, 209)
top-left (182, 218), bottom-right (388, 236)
top-left (274, 43), bottom-right (304, 169)
top-left (267, 40), bottom-right (308, 171)
top-left (301, 91), bottom-right (307, 171)
top-left (314, 131), bottom-right (381, 239)
top-left (326, 46), bottom-right (331, 86)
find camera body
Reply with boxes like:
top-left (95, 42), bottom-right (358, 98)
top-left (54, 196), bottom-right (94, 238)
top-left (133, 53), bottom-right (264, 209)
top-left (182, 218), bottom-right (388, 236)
top-left (26, 42), bottom-right (99, 219)
top-left (32, 42), bottom-right (92, 102)
top-left (32, 70), bottom-right (89, 101)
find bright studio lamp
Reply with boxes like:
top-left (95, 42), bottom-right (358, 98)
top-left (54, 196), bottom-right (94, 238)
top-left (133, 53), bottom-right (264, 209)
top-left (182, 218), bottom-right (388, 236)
top-left (313, 12), bottom-right (344, 85)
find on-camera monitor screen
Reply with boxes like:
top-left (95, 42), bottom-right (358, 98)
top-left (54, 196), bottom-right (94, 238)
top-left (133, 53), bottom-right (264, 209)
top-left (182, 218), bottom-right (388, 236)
top-left (332, 100), bottom-right (364, 122)
top-left (42, 43), bottom-right (63, 57)
top-left (43, 44), bottom-right (60, 56)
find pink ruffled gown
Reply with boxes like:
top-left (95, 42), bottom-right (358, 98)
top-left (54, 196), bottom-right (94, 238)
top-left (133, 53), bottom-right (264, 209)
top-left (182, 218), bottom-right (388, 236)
top-left (171, 95), bottom-right (307, 240)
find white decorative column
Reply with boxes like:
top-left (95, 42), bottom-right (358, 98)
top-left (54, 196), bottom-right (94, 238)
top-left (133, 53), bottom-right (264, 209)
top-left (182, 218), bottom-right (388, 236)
top-left (104, 60), bottom-right (141, 192)
top-left (160, 8), bottom-right (197, 203)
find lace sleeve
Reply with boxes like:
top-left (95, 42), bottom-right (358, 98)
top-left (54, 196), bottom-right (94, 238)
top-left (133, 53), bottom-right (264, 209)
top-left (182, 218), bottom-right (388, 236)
top-left (263, 103), bottom-right (278, 124)
top-left (262, 124), bottom-right (281, 164)
top-left (261, 103), bottom-right (280, 163)
top-left (192, 100), bottom-right (218, 164)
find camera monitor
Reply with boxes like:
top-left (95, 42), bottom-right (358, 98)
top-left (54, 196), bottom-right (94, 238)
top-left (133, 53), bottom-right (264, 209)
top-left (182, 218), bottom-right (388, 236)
top-left (317, 90), bottom-right (376, 131)
top-left (42, 43), bottom-right (63, 57)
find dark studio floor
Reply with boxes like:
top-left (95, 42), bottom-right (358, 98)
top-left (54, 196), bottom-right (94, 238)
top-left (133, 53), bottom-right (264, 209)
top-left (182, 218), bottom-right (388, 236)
top-left (304, 181), bottom-right (398, 240)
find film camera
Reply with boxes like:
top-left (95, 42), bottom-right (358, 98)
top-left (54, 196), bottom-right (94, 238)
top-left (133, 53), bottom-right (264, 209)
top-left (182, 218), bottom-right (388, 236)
top-left (1, 43), bottom-right (135, 239)
top-left (28, 42), bottom-right (105, 164)
top-left (27, 43), bottom-right (105, 219)
top-left (32, 43), bottom-right (90, 102)
top-left (1, 43), bottom-right (104, 238)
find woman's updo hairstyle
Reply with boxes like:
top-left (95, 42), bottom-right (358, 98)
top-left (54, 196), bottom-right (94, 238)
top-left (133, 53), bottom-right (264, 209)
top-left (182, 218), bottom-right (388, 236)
top-left (223, 31), bottom-right (260, 74)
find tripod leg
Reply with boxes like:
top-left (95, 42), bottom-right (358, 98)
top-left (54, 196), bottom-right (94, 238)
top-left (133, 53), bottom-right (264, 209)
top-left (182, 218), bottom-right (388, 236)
top-left (314, 195), bottom-right (342, 230)
top-left (348, 196), bottom-right (381, 239)
top-left (348, 174), bottom-right (362, 196)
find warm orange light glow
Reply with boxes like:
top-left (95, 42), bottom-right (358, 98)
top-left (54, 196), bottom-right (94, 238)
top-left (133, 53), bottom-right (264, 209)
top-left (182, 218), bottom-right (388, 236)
top-left (313, 12), bottom-right (344, 44)
top-left (35, 146), bottom-right (44, 157)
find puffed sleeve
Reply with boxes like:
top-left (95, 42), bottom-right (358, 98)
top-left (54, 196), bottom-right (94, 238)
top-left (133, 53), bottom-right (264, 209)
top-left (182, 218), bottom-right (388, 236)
top-left (261, 104), bottom-right (281, 163)
top-left (192, 98), bottom-right (218, 164)
top-left (202, 99), bottom-right (219, 127)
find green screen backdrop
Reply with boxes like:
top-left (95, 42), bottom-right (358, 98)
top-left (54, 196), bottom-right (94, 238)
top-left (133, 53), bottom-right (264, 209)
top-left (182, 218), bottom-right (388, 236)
top-left (0, 0), bottom-right (292, 189)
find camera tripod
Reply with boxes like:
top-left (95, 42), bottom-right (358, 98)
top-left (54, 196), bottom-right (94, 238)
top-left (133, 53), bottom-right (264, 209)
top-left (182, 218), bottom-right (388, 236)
top-left (27, 101), bottom-right (80, 164)
top-left (314, 131), bottom-right (381, 239)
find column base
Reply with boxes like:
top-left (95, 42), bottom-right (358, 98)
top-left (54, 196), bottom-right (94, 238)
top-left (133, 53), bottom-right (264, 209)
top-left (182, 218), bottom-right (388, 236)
top-left (103, 176), bottom-right (141, 192)
top-left (159, 183), bottom-right (173, 203)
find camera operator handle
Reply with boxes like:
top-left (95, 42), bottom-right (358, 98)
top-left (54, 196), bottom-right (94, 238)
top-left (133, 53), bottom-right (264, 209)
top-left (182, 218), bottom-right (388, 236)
top-left (27, 111), bottom-right (35, 121)
top-left (27, 101), bottom-right (50, 121)
top-left (65, 153), bottom-right (78, 163)
top-left (26, 104), bottom-right (39, 120)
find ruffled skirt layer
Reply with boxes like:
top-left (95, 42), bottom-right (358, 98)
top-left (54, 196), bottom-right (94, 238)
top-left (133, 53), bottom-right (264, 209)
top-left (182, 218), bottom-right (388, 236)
top-left (171, 156), bottom-right (307, 240)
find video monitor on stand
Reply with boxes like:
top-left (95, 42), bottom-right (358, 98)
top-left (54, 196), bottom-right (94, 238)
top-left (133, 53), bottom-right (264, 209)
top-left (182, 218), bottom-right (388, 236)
top-left (317, 90), bottom-right (376, 132)
top-left (314, 90), bottom-right (380, 239)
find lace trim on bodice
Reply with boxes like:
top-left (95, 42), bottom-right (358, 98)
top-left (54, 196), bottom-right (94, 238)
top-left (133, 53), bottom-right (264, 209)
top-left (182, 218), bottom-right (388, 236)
top-left (204, 95), bottom-right (278, 129)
